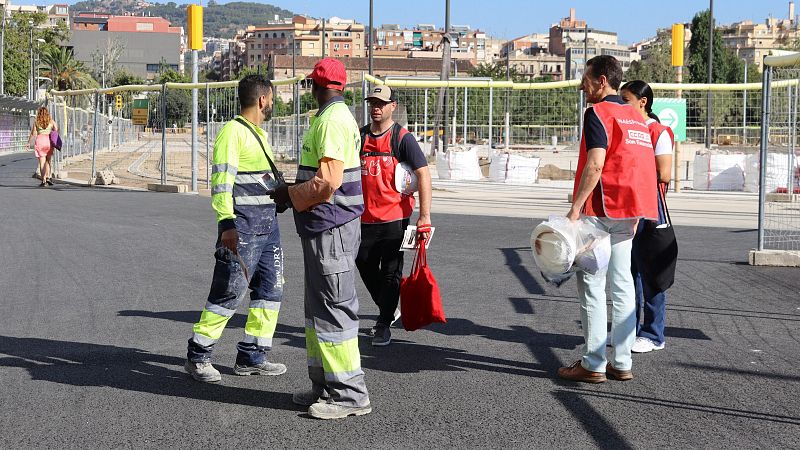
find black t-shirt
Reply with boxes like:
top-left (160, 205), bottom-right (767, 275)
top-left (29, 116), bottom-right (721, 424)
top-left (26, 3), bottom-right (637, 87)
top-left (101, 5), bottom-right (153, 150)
top-left (583, 95), bottom-right (626, 151)
top-left (368, 127), bottom-right (428, 171)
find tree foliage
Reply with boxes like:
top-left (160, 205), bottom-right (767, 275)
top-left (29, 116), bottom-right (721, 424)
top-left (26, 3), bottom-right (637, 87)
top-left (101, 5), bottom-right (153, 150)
top-left (686, 9), bottom-right (759, 131)
top-left (40, 46), bottom-right (98, 92)
top-left (687, 9), bottom-right (743, 84)
top-left (469, 62), bottom-right (525, 82)
top-left (154, 67), bottom-right (191, 127)
top-left (1, 12), bottom-right (70, 97)
top-left (625, 34), bottom-right (677, 83)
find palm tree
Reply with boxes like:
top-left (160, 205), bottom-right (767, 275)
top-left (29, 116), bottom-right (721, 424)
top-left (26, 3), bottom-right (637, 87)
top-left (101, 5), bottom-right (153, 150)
top-left (40, 46), bottom-right (98, 92)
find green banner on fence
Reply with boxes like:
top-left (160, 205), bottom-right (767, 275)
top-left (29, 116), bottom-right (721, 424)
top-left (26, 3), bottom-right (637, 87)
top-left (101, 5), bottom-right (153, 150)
top-left (652, 98), bottom-right (687, 142)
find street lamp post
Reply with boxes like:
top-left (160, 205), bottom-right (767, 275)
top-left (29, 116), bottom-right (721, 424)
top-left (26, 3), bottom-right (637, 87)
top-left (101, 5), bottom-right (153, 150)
top-left (707, 0), bottom-right (714, 149)
top-left (29, 20), bottom-right (33, 100)
top-left (35, 38), bottom-right (44, 100)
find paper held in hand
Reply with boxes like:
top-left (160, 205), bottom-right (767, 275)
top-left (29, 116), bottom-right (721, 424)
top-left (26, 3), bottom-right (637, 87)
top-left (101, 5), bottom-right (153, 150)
top-left (401, 226), bottom-right (436, 251)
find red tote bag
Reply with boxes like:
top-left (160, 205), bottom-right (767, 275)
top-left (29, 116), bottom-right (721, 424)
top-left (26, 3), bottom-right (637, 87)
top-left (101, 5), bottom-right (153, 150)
top-left (400, 237), bottom-right (446, 331)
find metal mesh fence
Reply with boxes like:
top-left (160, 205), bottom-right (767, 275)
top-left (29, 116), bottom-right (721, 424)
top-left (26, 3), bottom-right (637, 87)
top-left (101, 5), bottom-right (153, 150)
top-left (49, 77), bottom-right (306, 189)
top-left (49, 92), bottom-right (153, 185)
top-left (391, 83), bottom-right (761, 150)
top-left (0, 108), bottom-right (33, 154)
top-left (46, 75), bottom-right (771, 193)
top-left (758, 65), bottom-right (800, 253)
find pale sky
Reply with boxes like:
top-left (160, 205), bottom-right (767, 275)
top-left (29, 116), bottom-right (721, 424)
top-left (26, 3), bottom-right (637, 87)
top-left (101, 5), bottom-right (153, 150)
top-left (47, 0), bottom-right (800, 44)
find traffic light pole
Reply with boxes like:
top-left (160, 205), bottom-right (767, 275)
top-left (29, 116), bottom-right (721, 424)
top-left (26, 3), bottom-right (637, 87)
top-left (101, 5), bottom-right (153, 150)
top-left (191, 49), bottom-right (198, 192)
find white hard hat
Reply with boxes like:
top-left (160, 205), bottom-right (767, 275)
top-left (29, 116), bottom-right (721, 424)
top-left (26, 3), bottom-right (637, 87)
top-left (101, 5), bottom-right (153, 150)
top-left (394, 162), bottom-right (419, 195)
top-left (530, 221), bottom-right (577, 276)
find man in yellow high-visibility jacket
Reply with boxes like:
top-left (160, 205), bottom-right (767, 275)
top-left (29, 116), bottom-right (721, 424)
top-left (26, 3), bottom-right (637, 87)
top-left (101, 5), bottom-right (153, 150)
top-left (185, 75), bottom-right (287, 383)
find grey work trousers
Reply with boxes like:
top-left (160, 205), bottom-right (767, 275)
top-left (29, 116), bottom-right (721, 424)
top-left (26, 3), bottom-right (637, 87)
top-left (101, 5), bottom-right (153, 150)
top-left (301, 218), bottom-right (370, 407)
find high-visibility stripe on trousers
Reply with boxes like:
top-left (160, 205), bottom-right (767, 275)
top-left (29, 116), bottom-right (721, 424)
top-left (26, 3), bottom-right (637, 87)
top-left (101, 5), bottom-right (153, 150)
top-left (188, 224), bottom-right (284, 365)
top-left (302, 218), bottom-right (370, 407)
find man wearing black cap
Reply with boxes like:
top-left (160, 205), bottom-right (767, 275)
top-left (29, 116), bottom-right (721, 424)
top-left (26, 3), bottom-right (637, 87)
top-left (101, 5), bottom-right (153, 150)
top-left (357, 85), bottom-right (432, 346)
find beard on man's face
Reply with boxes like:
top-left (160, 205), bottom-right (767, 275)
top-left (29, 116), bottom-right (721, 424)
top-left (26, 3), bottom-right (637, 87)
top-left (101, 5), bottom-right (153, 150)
top-left (261, 103), bottom-right (273, 122)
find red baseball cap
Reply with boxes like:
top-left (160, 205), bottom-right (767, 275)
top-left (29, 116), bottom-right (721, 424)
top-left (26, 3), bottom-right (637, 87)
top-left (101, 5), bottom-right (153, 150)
top-left (308, 57), bottom-right (347, 90)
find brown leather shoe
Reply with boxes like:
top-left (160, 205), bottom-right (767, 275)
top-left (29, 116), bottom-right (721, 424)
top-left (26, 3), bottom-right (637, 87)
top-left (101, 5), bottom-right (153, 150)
top-left (558, 360), bottom-right (607, 383)
top-left (606, 363), bottom-right (633, 381)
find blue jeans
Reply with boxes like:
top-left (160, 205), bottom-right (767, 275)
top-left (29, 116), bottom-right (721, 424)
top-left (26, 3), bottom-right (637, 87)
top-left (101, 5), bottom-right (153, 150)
top-left (188, 224), bottom-right (284, 366)
top-left (631, 195), bottom-right (668, 346)
top-left (576, 216), bottom-right (638, 372)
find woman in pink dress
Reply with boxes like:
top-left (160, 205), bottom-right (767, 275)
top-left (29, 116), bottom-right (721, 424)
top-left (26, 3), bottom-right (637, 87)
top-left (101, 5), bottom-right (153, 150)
top-left (27, 107), bottom-right (58, 187)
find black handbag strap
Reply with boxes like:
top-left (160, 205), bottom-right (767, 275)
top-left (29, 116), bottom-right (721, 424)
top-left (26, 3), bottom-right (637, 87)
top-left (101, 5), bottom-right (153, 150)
top-left (659, 183), bottom-right (673, 226)
top-left (234, 117), bottom-right (284, 183)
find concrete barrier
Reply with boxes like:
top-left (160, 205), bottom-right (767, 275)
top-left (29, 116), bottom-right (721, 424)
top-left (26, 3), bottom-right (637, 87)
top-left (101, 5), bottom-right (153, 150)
top-left (749, 249), bottom-right (800, 267)
top-left (147, 184), bottom-right (189, 193)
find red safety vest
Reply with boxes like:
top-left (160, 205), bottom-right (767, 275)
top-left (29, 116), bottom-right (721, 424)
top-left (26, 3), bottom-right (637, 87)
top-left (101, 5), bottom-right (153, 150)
top-left (647, 121), bottom-right (675, 155)
top-left (648, 120), bottom-right (675, 200)
top-left (360, 123), bottom-right (415, 224)
top-left (574, 101), bottom-right (659, 220)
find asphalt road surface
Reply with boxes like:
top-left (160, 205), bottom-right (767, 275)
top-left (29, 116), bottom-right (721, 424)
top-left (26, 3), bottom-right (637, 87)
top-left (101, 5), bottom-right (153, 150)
top-left (1, 152), bottom-right (798, 448)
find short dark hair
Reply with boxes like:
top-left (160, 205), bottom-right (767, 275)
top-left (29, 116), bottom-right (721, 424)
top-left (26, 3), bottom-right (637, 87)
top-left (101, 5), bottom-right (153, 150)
top-left (238, 74), bottom-right (272, 109)
top-left (585, 55), bottom-right (623, 90)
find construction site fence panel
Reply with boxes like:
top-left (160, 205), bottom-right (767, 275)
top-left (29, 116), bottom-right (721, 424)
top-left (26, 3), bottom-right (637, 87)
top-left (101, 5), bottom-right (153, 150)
top-left (45, 74), bottom-right (785, 193)
top-left (757, 61), bottom-right (800, 254)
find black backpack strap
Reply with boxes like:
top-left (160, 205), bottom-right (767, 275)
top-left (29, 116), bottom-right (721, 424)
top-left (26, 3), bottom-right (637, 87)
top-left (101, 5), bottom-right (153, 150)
top-left (389, 122), bottom-right (403, 161)
top-left (360, 122), bottom-right (404, 160)
top-left (359, 124), bottom-right (370, 154)
top-left (234, 117), bottom-right (285, 184)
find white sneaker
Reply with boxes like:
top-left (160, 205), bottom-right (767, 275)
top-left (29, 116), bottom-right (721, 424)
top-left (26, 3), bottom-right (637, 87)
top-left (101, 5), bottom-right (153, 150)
top-left (631, 337), bottom-right (665, 353)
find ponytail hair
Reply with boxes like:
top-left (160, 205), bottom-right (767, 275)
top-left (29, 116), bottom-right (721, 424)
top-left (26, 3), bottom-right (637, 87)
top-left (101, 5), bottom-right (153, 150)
top-left (620, 80), bottom-right (659, 122)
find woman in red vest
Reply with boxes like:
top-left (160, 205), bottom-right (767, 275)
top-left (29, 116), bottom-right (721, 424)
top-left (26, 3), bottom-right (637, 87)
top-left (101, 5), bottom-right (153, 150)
top-left (620, 80), bottom-right (674, 354)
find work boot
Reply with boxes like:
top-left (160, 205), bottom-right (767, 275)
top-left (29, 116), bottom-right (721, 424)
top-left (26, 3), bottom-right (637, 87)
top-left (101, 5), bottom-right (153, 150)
top-left (233, 361), bottom-right (287, 376)
top-left (557, 360), bottom-right (607, 383)
top-left (184, 360), bottom-right (222, 383)
top-left (371, 325), bottom-right (391, 347)
top-left (292, 390), bottom-right (329, 406)
top-left (308, 402), bottom-right (372, 420)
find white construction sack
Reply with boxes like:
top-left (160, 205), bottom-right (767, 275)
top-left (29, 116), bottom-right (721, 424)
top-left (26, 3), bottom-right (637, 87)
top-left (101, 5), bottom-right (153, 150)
top-left (693, 154), bottom-right (747, 191)
top-left (435, 147), bottom-right (482, 180)
top-left (743, 153), bottom-right (799, 193)
top-left (489, 153), bottom-right (541, 185)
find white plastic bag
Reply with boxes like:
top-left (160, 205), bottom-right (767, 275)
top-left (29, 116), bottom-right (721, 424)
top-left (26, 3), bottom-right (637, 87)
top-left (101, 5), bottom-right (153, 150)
top-left (530, 215), bottom-right (611, 285)
top-left (573, 221), bottom-right (611, 275)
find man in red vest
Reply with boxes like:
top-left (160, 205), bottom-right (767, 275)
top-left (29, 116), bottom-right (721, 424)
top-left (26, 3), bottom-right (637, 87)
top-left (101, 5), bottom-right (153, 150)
top-left (558, 55), bottom-right (658, 383)
top-left (356, 85), bottom-right (432, 346)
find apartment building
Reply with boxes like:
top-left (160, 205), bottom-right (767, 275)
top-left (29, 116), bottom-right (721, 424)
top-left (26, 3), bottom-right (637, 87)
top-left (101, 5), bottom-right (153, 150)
top-left (68, 13), bottom-right (184, 79)
top-left (241, 15), bottom-right (366, 70)
top-left (372, 23), bottom-right (490, 63)
top-left (1, 2), bottom-right (69, 28)
top-left (720, 2), bottom-right (800, 69)
top-left (548, 8), bottom-right (634, 78)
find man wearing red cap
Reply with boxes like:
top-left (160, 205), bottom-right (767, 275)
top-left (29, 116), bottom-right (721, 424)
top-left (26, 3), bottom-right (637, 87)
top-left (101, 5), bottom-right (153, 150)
top-left (271, 58), bottom-right (371, 419)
